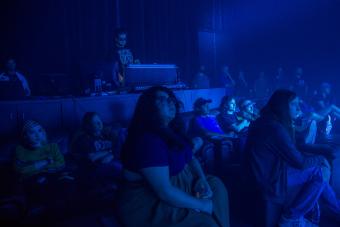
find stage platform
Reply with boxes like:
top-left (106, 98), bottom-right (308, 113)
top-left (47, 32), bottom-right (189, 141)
top-left (0, 88), bottom-right (226, 139)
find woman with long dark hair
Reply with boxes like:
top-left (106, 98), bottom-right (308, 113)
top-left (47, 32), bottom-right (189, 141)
top-left (244, 89), bottom-right (340, 226)
top-left (116, 86), bottom-right (229, 227)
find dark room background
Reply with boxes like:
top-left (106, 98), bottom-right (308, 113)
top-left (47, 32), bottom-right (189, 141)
top-left (1, 0), bottom-right (339, 95)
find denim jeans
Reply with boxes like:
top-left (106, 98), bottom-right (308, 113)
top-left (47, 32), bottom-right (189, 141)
top-left (284, 166), bottom-right (339, 220)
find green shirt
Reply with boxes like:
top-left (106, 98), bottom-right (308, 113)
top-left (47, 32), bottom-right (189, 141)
top-left (15, 143), bottom-right (65, 178)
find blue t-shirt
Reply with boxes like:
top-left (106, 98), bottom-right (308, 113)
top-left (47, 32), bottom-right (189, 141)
top-left (123, 133), bottom-right (192, 176)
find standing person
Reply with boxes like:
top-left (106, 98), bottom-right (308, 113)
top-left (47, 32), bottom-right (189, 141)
top-left (0, 58), bottom-right (31, 99)
top-left (116, 86), bottom-right (230, 227)
top-left (109, 28), bottom-right (139, 88)
top-left (244, 90), bottom-right (340, 226)
top-left (219, 65), bottom-right (236, 93)
top-left (273, 66), bottom-right (288, 91)
top-left (236, 70), bottom-right (249, 97)
top-left (254, 71), bottom-right (270, 99)
top-left (290, 67), bottom-right (309, 100)
top-left (192, 65), bottom-right (210, 89)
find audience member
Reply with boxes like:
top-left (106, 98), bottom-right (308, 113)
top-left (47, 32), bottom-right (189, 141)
top-left (217, 96), bottom-right (250, 136)
top-left (71, 112), bottom-right (122, 186)
top-left (313, 82), bottom-right (340, 119)
top-left (219, 65), bottom-right (236, 91)
top-left (235, 70), bottom-right (249, 97)
top-left (254, 71), bottom-right (270, 98)
top-left (189, 98), bottom-right (233, 139)
top-left (238, 99), bottom-right (259, 122)
top-left (192, 65), bottom-right (210, 89)
top-left (116, 86), bottom-right (230, 227)
top-left (273, 66), bottom-right (288, 90)
top-left (290, 67), bottom-right (309, 100)
top-left (244, 90), bottom-right (340, 226)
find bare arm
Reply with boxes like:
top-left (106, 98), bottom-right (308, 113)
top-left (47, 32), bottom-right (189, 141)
top-left (189, 157), bottom-right (206, 181)
top-left (230, 120), bottom-right (250, 133)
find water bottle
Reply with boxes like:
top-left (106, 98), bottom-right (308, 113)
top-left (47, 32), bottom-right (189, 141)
top-left (93, 74), bottom-right (102, 93)
top-left (325, 115), bottom-right (332, 136)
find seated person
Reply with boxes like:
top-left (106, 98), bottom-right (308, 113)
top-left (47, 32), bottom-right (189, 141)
top-left (0, 58), bottom-right (31, 99)
top-left (238, 99), bottom-right (259, 122)
top-left (217, 96), bottom-right (250, 136)
top-left (189, 98), bottom-right (233, 139)
top-left (71, 112), bottom-right (122, 185)
top-left (244, 89), bottom-right (340, 226)
top-left (188, 98), bottom-right (234, 171)
top-left (116, 86), bottom-right (230, 227)
top-left (313, 82), bottom-right (340, 119)
top-left (14, 120), bottom-right (74, 215)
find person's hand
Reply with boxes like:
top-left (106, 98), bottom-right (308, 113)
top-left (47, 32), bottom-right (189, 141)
top-left (325, 115), bottom-right (332, 136)
top-left (195, 179), bottom-right (213, 199)
top-left (320, 157), bottom-right (331, 169)
top-left (101, 154), bottom-right (114, 164)
top-left (243, 120), bottom-right (250, 127)
top-left (200, 199), bottom-right (213, 215)
top-left (191, 137), bottom-right (203, 154)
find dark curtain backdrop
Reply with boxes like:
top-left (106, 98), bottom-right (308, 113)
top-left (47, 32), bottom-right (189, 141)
top-left (120, 0), bottom-right (199, 81)
top-left (1, 0), bottom-right (339, 94)
top-left (196, 0), bottom-right (340, 88)
top-left (0, 0), bottom-right (200, 94)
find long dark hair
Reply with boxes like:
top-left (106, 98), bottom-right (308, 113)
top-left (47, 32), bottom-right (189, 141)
top-left (121, 86), bottom-right (185, 158)
top-left (81, 112), bottom-right (98, 134)
top-left (219, 95), bottom-right (235, 114)
top-left (261, 89), bottom-right (297, 138)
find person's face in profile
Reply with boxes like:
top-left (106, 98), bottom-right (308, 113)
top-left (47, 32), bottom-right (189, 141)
top-left (6, 59), bottom-right (16, 71)
top-left (116, 33), bottom-right (127, 48)
top-left (227, 99), bottom-right (236, 113)
top-left (155, 91), bottom-right (176, 125)
top-left (289, 97), bottom-right (301, 120)
top-left (245, 104), bottom-right (254, 114)
top-left (25, 125), bottom-right (47, 149)
top-left (90, 115), bottom-right (104, 136)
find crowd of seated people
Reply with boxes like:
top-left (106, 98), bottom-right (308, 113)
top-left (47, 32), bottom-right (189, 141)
top-left (1, 62), bottom-right (340, 226)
